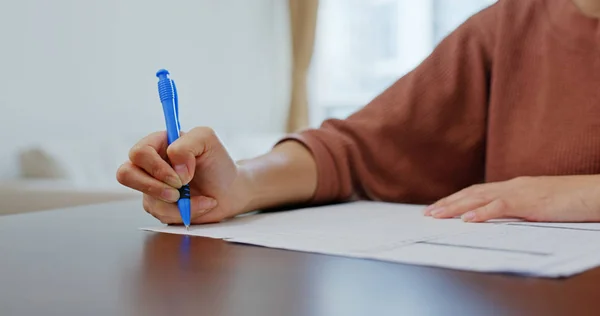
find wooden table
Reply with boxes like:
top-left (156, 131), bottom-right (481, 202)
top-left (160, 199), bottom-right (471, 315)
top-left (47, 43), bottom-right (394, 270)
top-left (1, 200), bottom-right (599, 316)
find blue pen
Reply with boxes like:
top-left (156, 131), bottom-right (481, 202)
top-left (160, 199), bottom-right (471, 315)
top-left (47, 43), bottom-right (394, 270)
top-left (156, 69), bottom-right (192, 230)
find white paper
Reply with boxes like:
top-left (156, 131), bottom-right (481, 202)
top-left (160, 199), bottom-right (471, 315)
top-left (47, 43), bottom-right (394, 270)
top-left (507, 222), bottom-right (600, 231)
top-left (142, 201), bottom-right (600, 278)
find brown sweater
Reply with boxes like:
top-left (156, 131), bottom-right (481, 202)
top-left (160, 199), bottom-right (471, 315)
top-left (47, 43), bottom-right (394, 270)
top-left (284, 0), bottom-right (600, 205)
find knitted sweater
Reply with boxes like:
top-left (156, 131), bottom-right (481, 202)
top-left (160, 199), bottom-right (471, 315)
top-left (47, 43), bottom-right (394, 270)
top-left (285, 0), bottom-right (600, 204)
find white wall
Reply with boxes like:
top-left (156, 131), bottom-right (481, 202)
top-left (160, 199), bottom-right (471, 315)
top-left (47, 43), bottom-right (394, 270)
top-left (0, 0), bottom-right (290, 179)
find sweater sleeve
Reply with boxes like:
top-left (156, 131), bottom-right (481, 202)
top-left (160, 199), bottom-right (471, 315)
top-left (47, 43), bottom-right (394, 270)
top-left (280, 4), bottom-right (498, 205)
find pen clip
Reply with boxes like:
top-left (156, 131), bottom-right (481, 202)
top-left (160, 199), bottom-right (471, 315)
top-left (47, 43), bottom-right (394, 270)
top-left (172, 79), bottom-right (181, 131)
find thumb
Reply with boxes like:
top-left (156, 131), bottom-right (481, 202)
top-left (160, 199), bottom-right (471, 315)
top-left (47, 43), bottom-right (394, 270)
top-left (166, 127), bottom-right (218, 184)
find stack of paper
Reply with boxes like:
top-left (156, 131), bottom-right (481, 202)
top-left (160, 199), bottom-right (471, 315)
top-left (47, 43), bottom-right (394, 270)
top-left (143, 201), bottom-right (600, 278)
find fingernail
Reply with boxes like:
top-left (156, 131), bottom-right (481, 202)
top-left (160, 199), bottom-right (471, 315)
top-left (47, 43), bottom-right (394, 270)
top-left (174, 164), bottom-right (188, 184)
top-left (165, 175), bottom-right (182, 188)
top-left (462, 211), bottom-right (476, 222)
top-left (162, 188), bottom-right (180, 202)
top-left (197, 197), bottom-right (217, 210)
top-left (430, 208), bottom-right (445, 218)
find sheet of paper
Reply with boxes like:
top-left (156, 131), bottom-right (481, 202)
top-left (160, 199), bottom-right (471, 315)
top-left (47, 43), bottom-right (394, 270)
top-left (144, 202), bottom-right (489, 254)
top-left (507, 222), bottom-right (600, 231)
top-left (142, 201), bottom-right (600, 278)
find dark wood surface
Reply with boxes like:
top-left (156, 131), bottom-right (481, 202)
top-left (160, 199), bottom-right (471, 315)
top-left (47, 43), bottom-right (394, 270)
top-left (1, 200), bottom-right (600, 316)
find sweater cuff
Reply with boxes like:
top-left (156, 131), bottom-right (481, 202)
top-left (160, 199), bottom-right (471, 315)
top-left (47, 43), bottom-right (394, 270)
top-left (276, 131), bottom-right (339, 205)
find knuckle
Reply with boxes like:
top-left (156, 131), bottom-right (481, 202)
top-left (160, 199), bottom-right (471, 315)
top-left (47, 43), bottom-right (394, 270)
top-left (145, 184), bottom-right (160, 197)
top-left (128, 144), bottom-right (151, 163)
top-left (493, 198), bottom-right (508, 212)
top-left (165, 143), bottom-right (177, 157)
top-left (143, 196), bottom-right (169, 224)
top-left (116, 162), bottom-right (132, 185)
top-left (192, 126), bottom-right (219, 145)
top-left (475, 195), bottom-right (491, 204)
top-left (149, 163), bottom-right (166, 181)
top-left (192, 126), bottom-right (216, 138)
top-left (153, 202), bottom-right (174, 224)
top-left (472, 190), bottom-right (490, 201)
top-left (512, 176), bottom-right (531, 185)
top-left (436, 198), bottom-right (449, 207)
top-left (158, 217), bottom-right (171, 225)
top-left (443, 203), bottom-right (457, 213)
top-left (151, 130), bottom-right (166, 139)
top-left (467, 184), bottom-right (484, 194)
top-left (142, 196), bottom-right (152, 213)
top-left (168, 126), bottom-right (219, 158)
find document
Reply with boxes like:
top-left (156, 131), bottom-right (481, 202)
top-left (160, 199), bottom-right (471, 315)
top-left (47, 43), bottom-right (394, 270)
top-left (142, 201), bottom-right (600, 278)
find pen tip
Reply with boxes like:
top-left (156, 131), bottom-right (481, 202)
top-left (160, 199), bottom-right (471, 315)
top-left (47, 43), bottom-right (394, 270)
top-left (185, 225), bottom-right (190, 231)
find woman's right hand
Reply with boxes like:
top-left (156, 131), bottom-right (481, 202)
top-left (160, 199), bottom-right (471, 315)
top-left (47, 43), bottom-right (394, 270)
top-left (116, 127), bottom-right (253, 224)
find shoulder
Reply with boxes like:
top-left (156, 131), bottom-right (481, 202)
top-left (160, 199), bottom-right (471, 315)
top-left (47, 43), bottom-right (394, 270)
top-left (456, 0), bottom-right (549, 55)
top-left (472, 0), bottom-right (550, 32)
top-left (496, 0), bottom-right (550, 23)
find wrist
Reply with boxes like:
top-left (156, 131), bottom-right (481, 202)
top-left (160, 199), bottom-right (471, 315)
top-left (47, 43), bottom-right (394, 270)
top-left (234, 161), bottom-right (260, 214)
top-left (232, 142), bottom-right (318, 214)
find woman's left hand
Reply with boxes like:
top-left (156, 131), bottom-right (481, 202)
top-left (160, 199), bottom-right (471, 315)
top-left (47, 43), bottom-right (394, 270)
top-left (424, 175), bottom-right (600, 223)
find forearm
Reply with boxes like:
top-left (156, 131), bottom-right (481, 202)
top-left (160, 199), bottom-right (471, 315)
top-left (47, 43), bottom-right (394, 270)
top-left (236, 140), bottom-right (318, 212)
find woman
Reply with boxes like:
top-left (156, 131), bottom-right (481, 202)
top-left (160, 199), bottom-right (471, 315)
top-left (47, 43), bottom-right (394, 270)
top-left (117, 0), bottom-right (600, 225)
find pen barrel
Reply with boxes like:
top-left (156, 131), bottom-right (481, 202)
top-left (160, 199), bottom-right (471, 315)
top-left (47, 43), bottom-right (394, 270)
top-left (157, 75), bottom-right (181, 144)
top-left (157, 77), bottom-right (174, 103)
top-left (156, 69), bottom-right (190, 227)
top-left (161, 99), bottom-right (181, 145)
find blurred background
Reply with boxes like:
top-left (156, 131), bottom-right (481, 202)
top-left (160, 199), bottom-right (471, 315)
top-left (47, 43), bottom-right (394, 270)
top-left (0, 0), bottom-right (495, 214)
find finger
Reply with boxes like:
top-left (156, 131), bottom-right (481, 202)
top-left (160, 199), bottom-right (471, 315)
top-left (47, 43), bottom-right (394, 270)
top-left (424, 189), bottom-right (471, 216)
top-left (461, 199), bottom-right (507, 223)
top-left (143, 194), bottom-right (182, 224)
top-left (129, 131), bottom-right (182, 188)
top-left (166, 127), bottom-right (221, 184)
top-left (132, 131), bottom-right (170, 158)
top-left (424, 183), bottom-right (490, 216)
top-left (143, 194), bottom-right (218, 225)
top-left (117, 161), bottom-right (180, 203)
top-left (430, 195), bottom-right (490, 219)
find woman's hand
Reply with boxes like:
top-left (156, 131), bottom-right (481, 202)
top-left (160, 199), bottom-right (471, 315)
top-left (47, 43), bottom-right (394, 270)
top-left (424, 175), bottom-right (600, 223)
top-left (117, 127), bottom-right (253, 225)
top-left (116, 126), bottom-right (318, 226)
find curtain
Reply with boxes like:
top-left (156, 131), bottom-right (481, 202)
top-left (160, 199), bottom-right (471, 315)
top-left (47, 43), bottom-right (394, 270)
top-left (286, 0), bottom-right (319, 133)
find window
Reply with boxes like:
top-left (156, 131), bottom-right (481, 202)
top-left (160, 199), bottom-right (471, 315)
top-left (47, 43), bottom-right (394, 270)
top-left (309, 0), bottom-right (496, 126)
